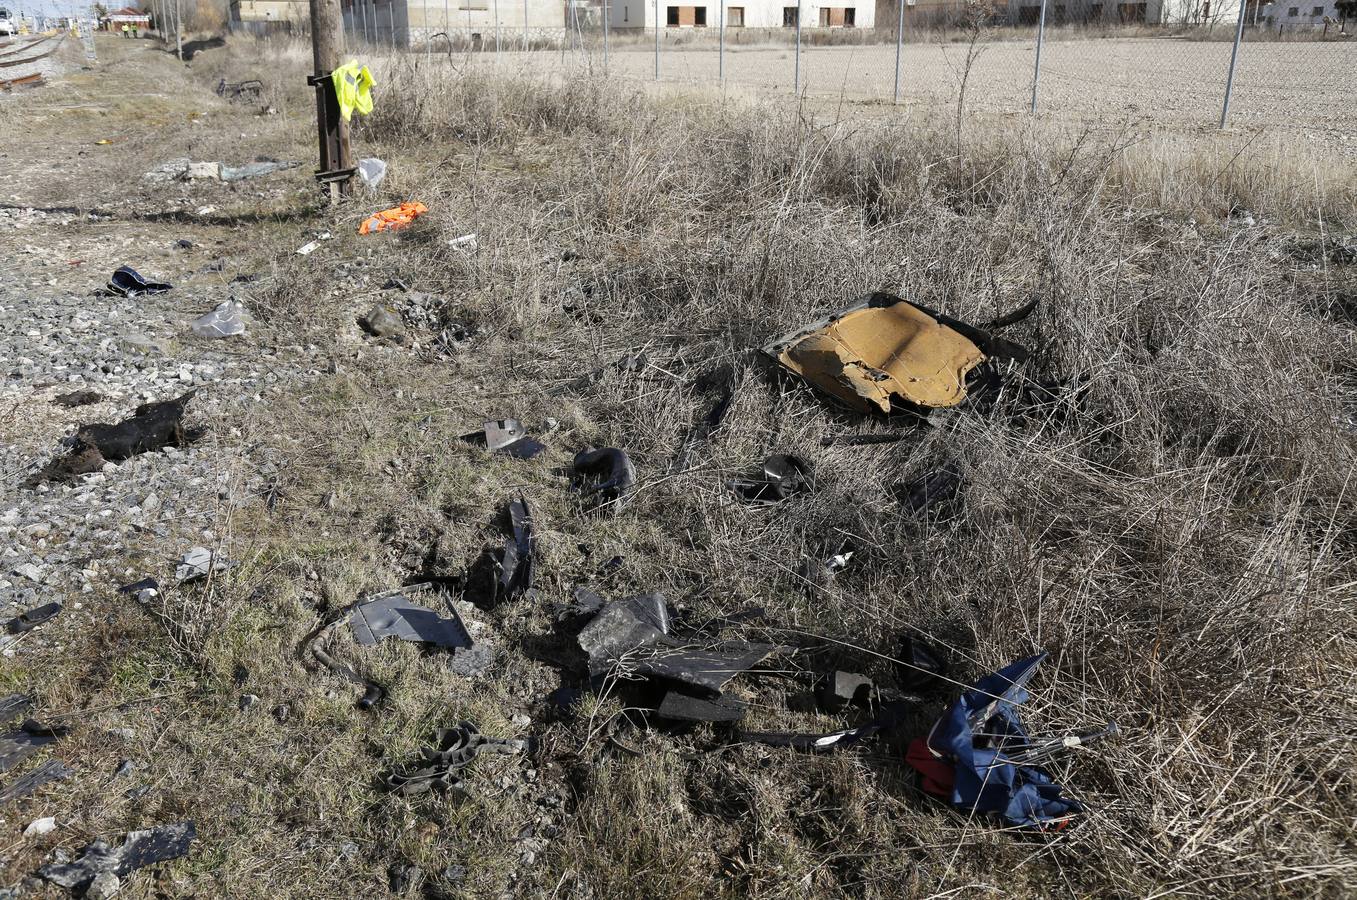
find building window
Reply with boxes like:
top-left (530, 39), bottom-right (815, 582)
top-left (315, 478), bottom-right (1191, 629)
top-left (727, 5), bottom-right (744, 25)
top-left (1090, 3), bottom-right (1103, 16)
top-left (1287, 5), bottom-right (1298, 13)
top-left (1312, 4), bottom-right (1323, 12)
top-left (623, 5), bottom-right (628, 20)
top-left (783, 5), bottom-right (798, 25)
top-left (844, 6), bottom-right (855, 24)
top-left (667, 5), bottom-right (703, 25)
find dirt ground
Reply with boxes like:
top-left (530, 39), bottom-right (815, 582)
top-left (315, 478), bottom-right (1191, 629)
top-left (1, 29), bottom-right (1354, 900)
top-left (487, 35), bottom-right (1356, 151)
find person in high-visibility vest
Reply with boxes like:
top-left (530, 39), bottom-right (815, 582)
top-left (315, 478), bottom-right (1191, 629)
top-left (120, 23), bottom-right (129, 37)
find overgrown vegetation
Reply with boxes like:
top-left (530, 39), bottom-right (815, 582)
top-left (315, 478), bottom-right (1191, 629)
top-left (7, 36), bottom-right (1356, 898)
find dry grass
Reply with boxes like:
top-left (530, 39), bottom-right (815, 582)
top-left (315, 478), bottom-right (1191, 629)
top-left (7, 33), bottom-right (1356, 899)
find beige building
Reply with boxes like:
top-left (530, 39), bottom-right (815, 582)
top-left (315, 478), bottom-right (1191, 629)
top-left (230, 0), bottom-right (308, 33)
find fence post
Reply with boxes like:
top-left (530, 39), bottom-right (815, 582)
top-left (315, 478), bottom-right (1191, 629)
top-left (892, 0), bottom-right (904, 104)
top-left (794, 0), bottom-right (801, 95)
top-left (1220, 0), bottom-right (1247, 128)
top-left (1030, 0), bottom-right (1046, 113)
top-left (654, 0), bottom-right (659, 79)
top-left (494, 0), bottom-right (500, 52)
top-left (604, 0), bottom-right (609, 66)
top-left (524, 0), bottom-right (528, 50)
top-left (718, 0), bottom-right (724, 82)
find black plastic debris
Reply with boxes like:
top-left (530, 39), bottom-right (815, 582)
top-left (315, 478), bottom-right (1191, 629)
top-left (572, 447), bottom-right (636, 510)
top-left (497, 495), bottom-right (536, 601)
top-left (896, 465), bottom-right (962, 515)
top-left (656, 691), bottom-right (747, 724)
top-left (53, 390), bottom-right (102, 408)
top-left (569, 586), bottom-right (606, 618)
top-left (0, 758), bottom-right (74, 804)
top-left (117, 577), bottom-right (159, 603)
top-left (38, 821), bottom-right (196, 892)
top-left (672, 371), bottom-right (734, 474)
top-left (738, 701), bottom-right (916, 753)
top-left (462, 419), bottom-right (546, 460)
top-left (215, 77), bottom-right (263, 101)
top-left (577, 593), bottom-right (670, 672)
top-left (0, 726), bottom-right (59, 774)
top-left (895, 636), bottom-right (948, 692)
top-left (106, 266), bottom-right (172, 297)
top-left (349, 590), bottom-right (472, 650)
top-left (303, 585), bottom-right (483, 710)
top-left (7, 602), bottom-right (61, 634)
top-left (384, 722), bottom-right (526, 796)
top-left (77, 391), bottom-right (198, 462)
top-left (816, 671), bottom-right (875, 714)
top-left (0, 694), bottom-right (32, 723)
top-left (982, 296), bottom-right (1039, 331)
top-left (577, 593), bottom-right (772, 698)
top-left (730, 454), bottom-right (813, 504)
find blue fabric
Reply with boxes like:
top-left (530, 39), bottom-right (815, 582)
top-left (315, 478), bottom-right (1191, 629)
top-left (931, 653), bottom-right (1082, 828)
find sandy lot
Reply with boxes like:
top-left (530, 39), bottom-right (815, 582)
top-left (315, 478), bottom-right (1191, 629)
top-left (493, 36), bottom-right (1354, 144)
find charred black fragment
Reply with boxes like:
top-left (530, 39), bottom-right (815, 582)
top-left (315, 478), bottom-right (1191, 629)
top-left (572, 447), bottom-right (636, 510)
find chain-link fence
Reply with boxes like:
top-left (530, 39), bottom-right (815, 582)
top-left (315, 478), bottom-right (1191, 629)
top-left (336, 0), bottom-right (1354, 143)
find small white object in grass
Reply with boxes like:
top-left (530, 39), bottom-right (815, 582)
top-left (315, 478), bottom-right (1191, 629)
top-left (448, 233), bottom-right (478, 252)
top-left (297, 240), bottom-right (320, 256)
top-left (24, 817), bottom-right (56, 837)
top-left (191, 300), bottom-right (247, 338)
top-left (357, 158), bottom-right (386, 188)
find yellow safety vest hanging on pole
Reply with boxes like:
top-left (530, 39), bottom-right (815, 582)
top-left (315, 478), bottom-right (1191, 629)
top-left (331, 61), bottom-right (375, 122)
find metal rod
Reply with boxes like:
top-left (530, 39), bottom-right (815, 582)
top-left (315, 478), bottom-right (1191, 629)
top-left (892, 0), bottom-right (903, 104)
top-left (494, 0), bottom-right (500, 52)
top-left (443, 0), bottom-right (448, 51)
top-left (1220, 0), bottom-right (1247, 128)
top-left (524, 0), bottom-right (528, 51)
top-left (1030, 0), bottom-right (1046, 114)
top-left (794, 0), bottom-right (801, 95)
top-left (654, 0), bottom-right (659, 80)
top-left (718, 0), bottom-right (723, 82)
top-left (603, 0), bottom-right (609, 66)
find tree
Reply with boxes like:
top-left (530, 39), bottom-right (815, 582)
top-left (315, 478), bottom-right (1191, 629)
top-left (1336, 0), bottom-right (1356, 30)
top-left (93, 3), bottom-right (109, 17)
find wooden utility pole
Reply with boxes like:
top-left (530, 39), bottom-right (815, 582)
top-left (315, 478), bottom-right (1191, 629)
top-left (308, 0), bottom-right (354, 200)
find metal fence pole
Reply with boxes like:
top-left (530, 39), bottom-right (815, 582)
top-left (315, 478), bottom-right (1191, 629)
top-left (794, 0), bottom-right (801, 95)
top-left (443, 0), bottom-right (448, 51)
top-left (718, 0), bottom-right (724, 82)
top-left (654, 0), bottom-right (659, 79)
top-left (604, 0), bottom-right (609, 67)
top-left (892, 0), bottom-right (904, 104)
top-left (524, 0), bottom-right (528, 50)
top-left (494, 0), bottom-right (500, 52)
top-left (1030, 0), bottom-right (1047, 113)
top-left (1220, 0), bottom-right (1247, 128)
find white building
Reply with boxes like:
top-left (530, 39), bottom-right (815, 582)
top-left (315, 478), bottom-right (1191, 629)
top-left (346, 0), bottom-right (566, 46)
top-left (1000, 0), bottom-right (1252, 26)
top-left (1261, 0), bottom-right (1345, 26)
top-left (610, 0), bottom-right (875, 30)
